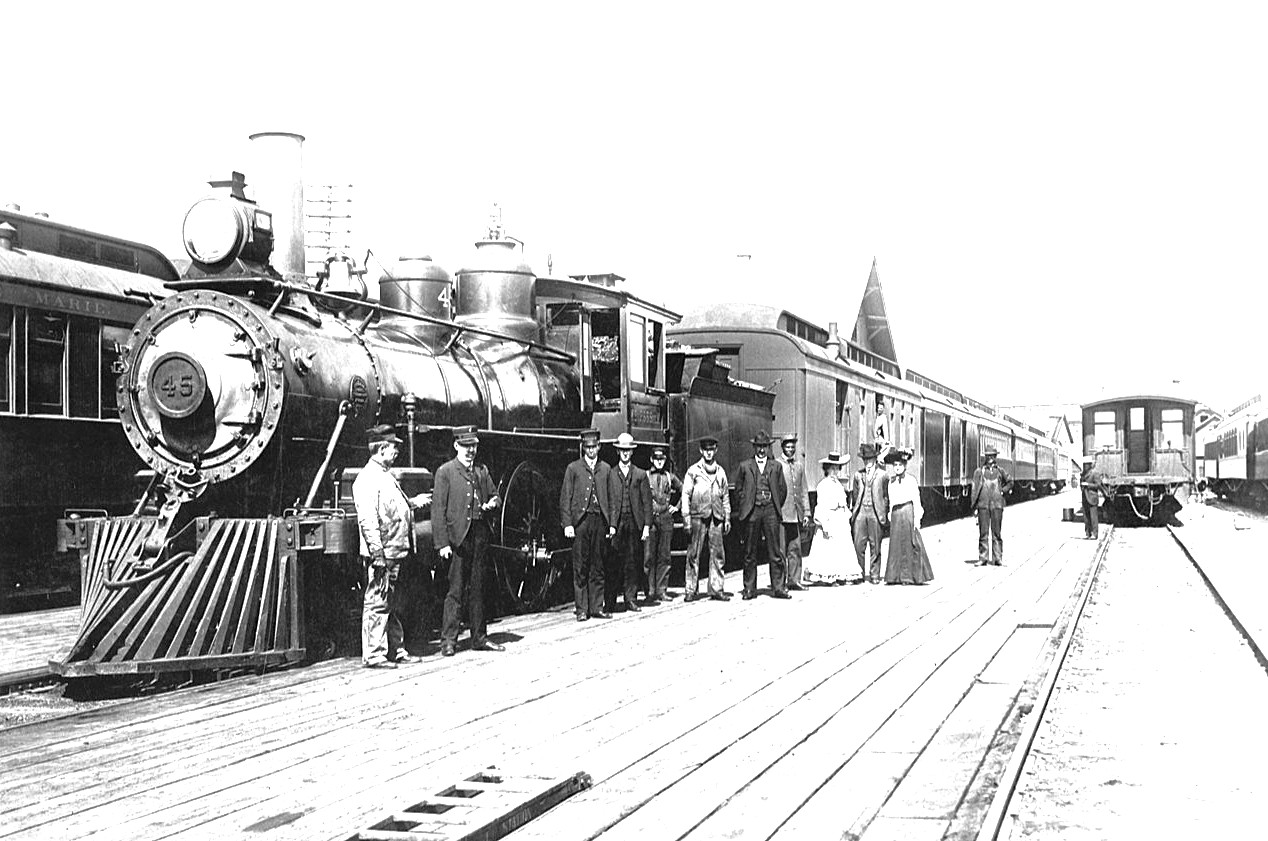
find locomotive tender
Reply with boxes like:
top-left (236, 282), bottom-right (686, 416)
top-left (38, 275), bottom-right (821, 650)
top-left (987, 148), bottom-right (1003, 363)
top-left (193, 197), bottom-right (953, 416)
top-left (0, 204), bottom-right (177, 612)
top-left (52, 133), bottom-right (771, 678)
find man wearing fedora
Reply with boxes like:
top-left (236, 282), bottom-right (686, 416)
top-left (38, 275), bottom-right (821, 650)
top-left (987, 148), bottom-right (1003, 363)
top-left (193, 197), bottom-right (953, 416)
top-left (560, 429), bottom-right (615, 620)
top-left (971, 444), bottom-right (1012, 566)
top-left (849, 441), bottom-right (889, 584)
top-left (606, 432), bottom-right (652, 612)
top-left (777, 432), bottom-right (812, 591)
top-left (681, 435), bottom-right (731, 601)
top-left (645, 444), bottom-right (682, 602)
top-left (734, 430), bottom-right (790, 599)
top-left (433, 425), bottom-right (503, 656)
top-left (353, 423), bottom-right (433, 668)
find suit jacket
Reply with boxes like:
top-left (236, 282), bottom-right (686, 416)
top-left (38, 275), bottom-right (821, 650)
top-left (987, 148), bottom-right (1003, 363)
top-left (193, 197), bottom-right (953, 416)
top-left (1081, 468), bottom-right (1103, 505)
top-left (970, 463), bottom-right (1012, 510)
top-left (560, 457), bottom-right (613, 528)
top-left (607, 463), bottom-right (652, 530)
top-left (849, 465), bottom-right (890, 524)
top-left (431, 458), bottom-right (498, 550)
top-left (733, 457), bottom-right (788, 521)
top-left (778, 456), bottom-right (811, 523)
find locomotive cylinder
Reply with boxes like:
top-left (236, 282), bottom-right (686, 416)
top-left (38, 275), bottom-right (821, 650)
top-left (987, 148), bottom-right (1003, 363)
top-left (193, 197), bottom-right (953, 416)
top-left (379, 256), bottom-right (452, 344)
top-left (455, 238), bottom-right (538, 342)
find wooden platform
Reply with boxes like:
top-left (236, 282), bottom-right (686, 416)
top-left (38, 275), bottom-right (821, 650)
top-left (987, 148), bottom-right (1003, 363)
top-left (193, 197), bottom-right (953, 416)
top-left (0, 494), bottom-right (1099, 841)
top-left (0, 606), bottom-right (77, 679)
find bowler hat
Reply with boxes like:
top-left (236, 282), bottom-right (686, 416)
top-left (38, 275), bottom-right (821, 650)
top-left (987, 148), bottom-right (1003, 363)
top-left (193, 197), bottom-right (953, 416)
top-left (820, 451), bottom-right (847, 466)
top-left (579, 428), bottom-right (600, 444)
top-left (367, 424), bottom-right (403, 448)
top-left (883, 446), bottom-right (913, 465)
top-left (699, 435), bottom-right (719, 449)
top-left (984, 445), bottom-right (999, 458)
top-left (452, 425), bottom-right (479, 446)
top-left (858, 442), bottom-right (878, 459)
top-left (751, 430), bottom-right (774, 447)
top-left (615, 432), bottom-right (637, 450)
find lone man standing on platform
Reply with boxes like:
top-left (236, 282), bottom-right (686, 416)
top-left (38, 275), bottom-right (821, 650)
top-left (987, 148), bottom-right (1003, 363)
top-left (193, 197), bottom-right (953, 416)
top-left (681, 435), bottom-right (731, 602)
top-left (735, 430), bottom-right (790, 600)
top-left (561, 429), bottom-right (614, 620)
top-left (970, 444), bottom-right (1012, 566)
top-left (777, 432), bottom-right (812, 591)
top-left (353, 424), bottom-right (431, 669)
top-left (606, 433), bottom-right (652, 613)
top-left (849, 442), bottom-right (889, 584)
top-left (645, 444), bottom-right (682, 603)
top-left (1080, 455), bottom-right (1103, 539)
top-left (432, 425), bottom-right (503, 657)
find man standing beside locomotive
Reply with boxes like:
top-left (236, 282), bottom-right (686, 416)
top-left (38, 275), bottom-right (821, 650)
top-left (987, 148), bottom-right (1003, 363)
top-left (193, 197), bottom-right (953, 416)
top-left (432, 425), bottom-right (503, 657)
top-left (561, 429), bottom-right (615, 620)
top-left (645, 444), bottom-right (682, 603)
top-left (681, 435), bottom-right (731, 602)
top-left (734, 431), bottom-right (790, 600)
top-left (1080, 455), bottom-right (1103, 540)
top-left (353, 424), bottom-right (432, 669)
top-left (849, 442), bottom-right (889, 584)
top-left (970, 444), bottom-right (1012, 566)
top-left (777, 433), bottom-right (812, 590)
top-left (606, 433), bottom-right (652, 613)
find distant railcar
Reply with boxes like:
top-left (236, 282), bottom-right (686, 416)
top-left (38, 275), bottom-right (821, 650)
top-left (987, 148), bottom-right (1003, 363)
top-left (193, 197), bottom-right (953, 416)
top-left (0, 206), bottom-right (176, 612)
top-left (1081, 394), bottom-right (1196, 524)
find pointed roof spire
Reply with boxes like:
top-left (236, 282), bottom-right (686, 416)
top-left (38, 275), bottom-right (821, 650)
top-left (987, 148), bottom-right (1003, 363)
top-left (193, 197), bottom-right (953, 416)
top-left (850, 258), bottom-right (898, 366)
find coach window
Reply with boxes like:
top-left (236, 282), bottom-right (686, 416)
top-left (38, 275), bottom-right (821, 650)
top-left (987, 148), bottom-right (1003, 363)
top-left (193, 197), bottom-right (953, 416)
top-left (27, 310), bottom-right (66, 415)
top-left (100, 325), bottom-right (130, 415)
top-left (1093, 410), bottom-right (1116, 450)
top-left (1161, 409), bottom-right (1184, 449)
top-left (69, 316), bottom-right (99, 419)
top-left (0, 304), bottom-right (11, 413)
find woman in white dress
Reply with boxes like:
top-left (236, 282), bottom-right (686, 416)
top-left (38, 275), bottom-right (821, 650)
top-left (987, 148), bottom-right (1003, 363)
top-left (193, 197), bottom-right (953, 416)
top-left (802, 452), bottom-right (860, 585)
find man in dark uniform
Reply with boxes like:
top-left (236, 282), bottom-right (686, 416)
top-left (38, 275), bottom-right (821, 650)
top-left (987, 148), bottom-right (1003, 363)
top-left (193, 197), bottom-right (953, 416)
top-left (970, 444), bottom-right (1012, 566)
top-left (734, 430), bottom-right (790, 600)
top-left (849, 442), bottom-right (889, 584)
top-left (606, 433), bottom-right (652, 613)
top-left (432, 425), bottom-right (502, 657)
top-left (644, 444), bottom-right (682, 602)
top-left (560, 429), bottom-right (614, 620)
top-left (1080, 455), bottom-right (1103, 539)
top-left (777, 432), bottom-right (812, 591)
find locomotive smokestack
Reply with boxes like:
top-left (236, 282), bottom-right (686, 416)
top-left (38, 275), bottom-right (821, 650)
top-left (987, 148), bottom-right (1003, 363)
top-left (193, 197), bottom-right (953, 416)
top-left (248, 132), bottom-right (306, 284)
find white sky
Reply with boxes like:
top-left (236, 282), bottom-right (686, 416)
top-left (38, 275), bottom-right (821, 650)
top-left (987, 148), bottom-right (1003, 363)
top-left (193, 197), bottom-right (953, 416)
top-left (5, 2), bottom-right (1265, 413)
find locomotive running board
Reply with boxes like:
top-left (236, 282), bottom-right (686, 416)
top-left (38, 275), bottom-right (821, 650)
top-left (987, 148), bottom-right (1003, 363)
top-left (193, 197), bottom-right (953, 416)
top-left (340, 768), bottom-right (592, 841)
top-left (50, 517), bottom-right (304, 677)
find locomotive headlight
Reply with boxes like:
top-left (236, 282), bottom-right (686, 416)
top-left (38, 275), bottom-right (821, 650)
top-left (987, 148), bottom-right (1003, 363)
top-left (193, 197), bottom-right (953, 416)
top-left (182, 197), bottom-right (274, 270)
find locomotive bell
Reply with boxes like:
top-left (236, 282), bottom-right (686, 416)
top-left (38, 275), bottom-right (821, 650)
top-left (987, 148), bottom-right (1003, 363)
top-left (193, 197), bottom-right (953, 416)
top-left (378, 256), bottom-right (452, 343)
top-left (454, 238), bottom-right (538, 342)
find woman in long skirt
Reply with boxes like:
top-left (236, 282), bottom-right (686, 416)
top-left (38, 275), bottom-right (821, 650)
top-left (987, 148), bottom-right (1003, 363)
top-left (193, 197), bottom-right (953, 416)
top-left (883, 447), bottom-right (934, 585)
top-left (802, 452), bottom-right (861, 585)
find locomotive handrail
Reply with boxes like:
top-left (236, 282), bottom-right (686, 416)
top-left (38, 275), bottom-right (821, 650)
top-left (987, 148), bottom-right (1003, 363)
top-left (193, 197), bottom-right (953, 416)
top-left (165, 277), bottom-right (576, 364)
top-left (282, 507), bottom-right (350, 518)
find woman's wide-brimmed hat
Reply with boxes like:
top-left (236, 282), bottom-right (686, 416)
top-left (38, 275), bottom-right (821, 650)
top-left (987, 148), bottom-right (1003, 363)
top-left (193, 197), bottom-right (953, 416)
top-left (882, 446), bottom-right (914, 465)
top-left (820, 451), bottom-right (848, 466)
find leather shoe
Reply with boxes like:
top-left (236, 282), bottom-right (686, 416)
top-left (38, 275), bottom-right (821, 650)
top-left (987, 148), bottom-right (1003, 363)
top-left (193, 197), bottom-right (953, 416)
top-left (771, 591), bottom-right (792, 599)
top-left (741, 592), bottom-right (756, 600)
top-left (364, 660), bottom-right (397, 670)
top-left (789, 584), bottom-right (808, 591)
top-left (626, 603), bottom-right (642, 613)
top-left (590, 611), bottom-right (612, 619)
top-left (441, 642), bottom-right (456, 657)
top-left (473, 641), bottom-right (505, 652)
top-left (708, 593), bottom-right (730, 602)
top-left (394, 654), bottom-right (423, 665)
top-left (646, 597), bottom-right (661, 606)
top-left (683, 593), bottom-right (698, 603)
top-left (576, 613), bottom-right (588, 622)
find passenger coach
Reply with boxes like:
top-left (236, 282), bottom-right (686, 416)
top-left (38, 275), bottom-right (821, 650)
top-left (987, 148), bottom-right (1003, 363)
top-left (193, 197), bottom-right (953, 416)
top-left (1199, 392), bottom-right (1268, 506)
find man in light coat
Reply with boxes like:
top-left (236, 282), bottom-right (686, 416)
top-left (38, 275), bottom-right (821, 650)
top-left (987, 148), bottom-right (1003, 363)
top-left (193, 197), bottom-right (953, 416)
top-left (777, 432), bottom-right (812, 590)
top-left (680, 435), bottom-right (731, 602)
top-left (970, 444), bottom-right (1012, 566)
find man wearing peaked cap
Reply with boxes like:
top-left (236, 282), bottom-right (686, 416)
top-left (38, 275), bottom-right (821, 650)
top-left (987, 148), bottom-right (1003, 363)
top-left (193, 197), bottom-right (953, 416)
top-left (849, 441), bottom-right (889, 584)
top-left (606, 432), bottom-right (652, 612)
top-left (776, 433), bottom-right (812, 590)
top-left (1079, 455), bottom-right (1103, 540)
top-left (970, 443), bottom-right (1012, 566)
top-left (645, 443), bottom-right (682, 602)
top-left (353, 423), bottom-right (432, 668)
top-left (433, 425), bottom-right (502, 655)
top-left (734, 429), bottom-right (790, 599)
top-left (560, 429), bottom-right (614, 620)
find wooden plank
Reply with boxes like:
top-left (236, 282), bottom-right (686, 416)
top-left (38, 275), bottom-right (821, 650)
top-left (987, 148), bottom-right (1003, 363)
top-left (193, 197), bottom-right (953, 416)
top-left (976, 627), bottom-right (1049, 686)
top-left (769, 750), bottom-right (916, 840)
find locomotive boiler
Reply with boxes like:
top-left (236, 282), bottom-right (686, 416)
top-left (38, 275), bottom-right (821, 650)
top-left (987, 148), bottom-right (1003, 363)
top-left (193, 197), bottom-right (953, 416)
top-left (52, 133), bottom-right (772, 678)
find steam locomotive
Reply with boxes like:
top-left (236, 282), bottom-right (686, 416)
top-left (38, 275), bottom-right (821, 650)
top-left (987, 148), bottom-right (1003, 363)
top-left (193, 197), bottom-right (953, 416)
top-left (51, 133), bottom-right (771, 678)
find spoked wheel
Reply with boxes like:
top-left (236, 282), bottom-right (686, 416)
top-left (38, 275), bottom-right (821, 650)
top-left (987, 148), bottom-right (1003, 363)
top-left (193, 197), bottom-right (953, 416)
top-left (495, 461), bottom-right (564, 613)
